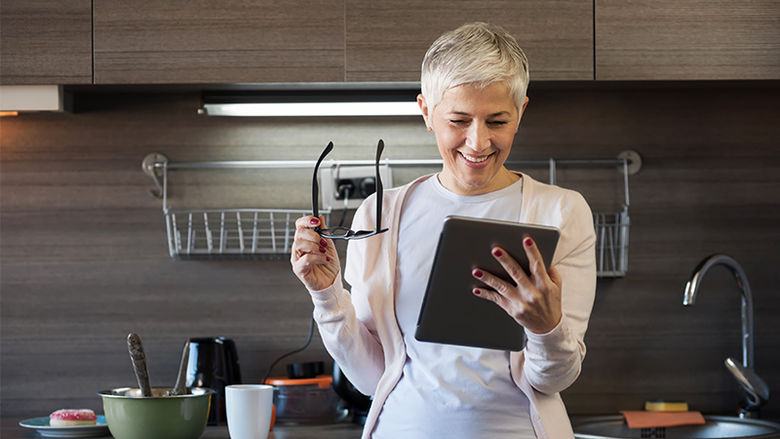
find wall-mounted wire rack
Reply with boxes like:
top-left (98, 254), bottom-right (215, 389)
top-left (142, 151), bottom-right (640, 276)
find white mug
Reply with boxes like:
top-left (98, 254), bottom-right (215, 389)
top-left (226, 384), bottom-right (274, 439)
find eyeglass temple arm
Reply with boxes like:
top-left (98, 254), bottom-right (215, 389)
top-left (312, 141), bottom-right (334, 219)
top-left (375, 139), bottom-right (385, 231)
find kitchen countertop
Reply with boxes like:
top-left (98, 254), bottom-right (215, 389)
top-left (3, 417), bottom-right (364, 439)
top-left (9, 415), bottom-right (780, 438)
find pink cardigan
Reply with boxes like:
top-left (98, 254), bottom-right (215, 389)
top-left (309, 173), bottom-right (596, 439)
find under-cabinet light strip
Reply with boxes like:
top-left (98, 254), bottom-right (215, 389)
top-left (200, 101), bottom-right (421, 117)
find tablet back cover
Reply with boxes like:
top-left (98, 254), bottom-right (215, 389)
top-left (414, 216), bottom-right (559, 351)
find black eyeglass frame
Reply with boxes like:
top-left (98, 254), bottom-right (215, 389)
top-left (312, 140), bottom-right (389, 240)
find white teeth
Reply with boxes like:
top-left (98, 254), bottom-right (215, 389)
top-left (461, 153), bottom-right (489, 163)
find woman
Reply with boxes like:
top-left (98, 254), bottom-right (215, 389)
top-left (291, 22), bottom-right (596, 439)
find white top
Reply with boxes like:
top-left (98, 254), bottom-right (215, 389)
top-left (372, 175), bottom-right (536, 439)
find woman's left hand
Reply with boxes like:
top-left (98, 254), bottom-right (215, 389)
top-left (471, 237), bottom-right (563, 334)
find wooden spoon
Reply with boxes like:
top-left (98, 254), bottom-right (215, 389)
top-left (127, 333), bottom-right (153, 397)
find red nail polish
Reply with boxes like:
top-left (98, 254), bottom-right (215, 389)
top-left (320, 239), bottom-right (327, 247)
top-left (473, 289), bottom-right (481, 295)
top-left (473, 269), bottom-right (483, 278)
top-left (319, 247), bottom-right (326, 253)
top-left (326, 256), bottom-right (331, 262)
top-left (310, 218), bottom-right (319, 225)
top-left (492, 248), bottom-right (503, 257)
top-left (524, 237), bottom-right (533, 247)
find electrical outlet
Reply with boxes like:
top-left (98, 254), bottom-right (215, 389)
top-left (320, 165), bottom-right (393, 210)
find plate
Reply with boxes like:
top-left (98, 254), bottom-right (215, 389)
top-left (18, 415), bottom-right (109, 438)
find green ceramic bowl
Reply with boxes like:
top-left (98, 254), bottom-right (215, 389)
top-left (98, 387), bottom-right (214, 439)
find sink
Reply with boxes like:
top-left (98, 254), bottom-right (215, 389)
top-left (572, 415), bottom-right (780, 439)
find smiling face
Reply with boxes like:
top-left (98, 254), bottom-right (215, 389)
top-left (419, 81), bottom-right (528, 196)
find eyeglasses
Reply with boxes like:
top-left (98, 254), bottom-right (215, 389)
top-left (312, 140), bottom-right (389, 240)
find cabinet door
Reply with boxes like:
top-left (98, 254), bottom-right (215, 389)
top-left (93, 1), bottom-right (345, 84)
top-left (345, 0), bottom-right (593, 82)
top-left (596, 0), bottom-right (780, 80)
top-left (0, 0), bottom-right (92, 85)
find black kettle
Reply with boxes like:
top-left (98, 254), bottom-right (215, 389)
top-left (185, 337), bottom-right (242, 425)
top-left (332, 362), bottom-right (372, 425)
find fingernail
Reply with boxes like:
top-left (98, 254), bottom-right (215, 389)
top-left (472, 269), bottom-right (483, 278)
top-left (524, 237), bottom-right (533, 247)
top-left (492, 248), bottom-right (503, 257)
top-left (473, 288), bottom-right (481, 295)
top-left (310, 218), bottom-right (319, 225)
top-left (320, 239), bottom-right (327, 247)
top-left (326, 256), bottom-right (331, 262)
top-left (319, 247), bottom-right (326, 253)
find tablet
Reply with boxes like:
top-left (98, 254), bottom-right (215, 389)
top-left (414, 216), bottom-right (560, 351)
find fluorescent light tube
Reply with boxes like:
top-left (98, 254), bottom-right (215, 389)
top-left (200, 101), bottom-right (420, 117)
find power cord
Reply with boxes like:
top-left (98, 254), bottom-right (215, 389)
top-left (261, 314), bottom-right (315, 384)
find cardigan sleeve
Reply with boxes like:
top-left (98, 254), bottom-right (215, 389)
top-left (308, 196), bottom-right (386, 395)
top-left (517, 190), bottom-right (597, 395)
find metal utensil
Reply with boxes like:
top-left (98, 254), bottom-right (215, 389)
top-left (127, 333), bottom-right (153, 397)
top-left (168, 338), bottom-right (190, 396)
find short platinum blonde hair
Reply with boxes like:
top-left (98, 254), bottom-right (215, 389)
top-left (421, 22), bottom-right (530, 112)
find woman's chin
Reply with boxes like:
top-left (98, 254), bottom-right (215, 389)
top-left (446, 163), bottom-right (517, 195)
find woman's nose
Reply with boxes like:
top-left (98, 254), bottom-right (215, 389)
top-left (465, 121), bottom-right (491, 151)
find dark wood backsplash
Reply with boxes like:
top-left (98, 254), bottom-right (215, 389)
top-left (2, 82), bottom-right (779, 420)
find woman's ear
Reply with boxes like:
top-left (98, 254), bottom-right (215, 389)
top-left (417, 94), bottom-right (433, 131)
top-left (518, 96), bottom-right (530, 122)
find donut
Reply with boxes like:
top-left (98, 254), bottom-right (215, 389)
top-left (49, 409), bottom-right (97, 426)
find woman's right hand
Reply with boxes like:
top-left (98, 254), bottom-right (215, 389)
top-left (290, 216), bottom-right (340, 291)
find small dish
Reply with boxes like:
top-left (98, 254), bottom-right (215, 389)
top-left (18, 415), bottom-right (109, 438)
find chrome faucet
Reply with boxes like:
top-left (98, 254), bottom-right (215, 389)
top-left (683, 254), bottom-right (770, 417)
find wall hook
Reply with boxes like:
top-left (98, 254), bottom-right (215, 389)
top-left (142, 152), bottom-right (168, 199)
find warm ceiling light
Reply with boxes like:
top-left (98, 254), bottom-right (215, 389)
top-left (0, 111), bottom-right (19, 117)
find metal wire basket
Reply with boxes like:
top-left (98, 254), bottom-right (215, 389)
top-left (593, 206), bottom-right (630, 277)
top-left (165, 208), bottom-right (330, 259)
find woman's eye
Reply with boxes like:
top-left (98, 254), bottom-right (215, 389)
top-left (449, 120), bottom-right (467, 125)
top-left (489, 120), bottom-right (508, 126)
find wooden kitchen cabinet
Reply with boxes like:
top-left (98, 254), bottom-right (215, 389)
top-left (92, 1), bottom-right (345, 84)
top-left (345, 0), bottom-right (594, 82)
top-left (0, 0), bottom-right (92, 85)
top-left (596, 0), bottom-right (780, 80)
